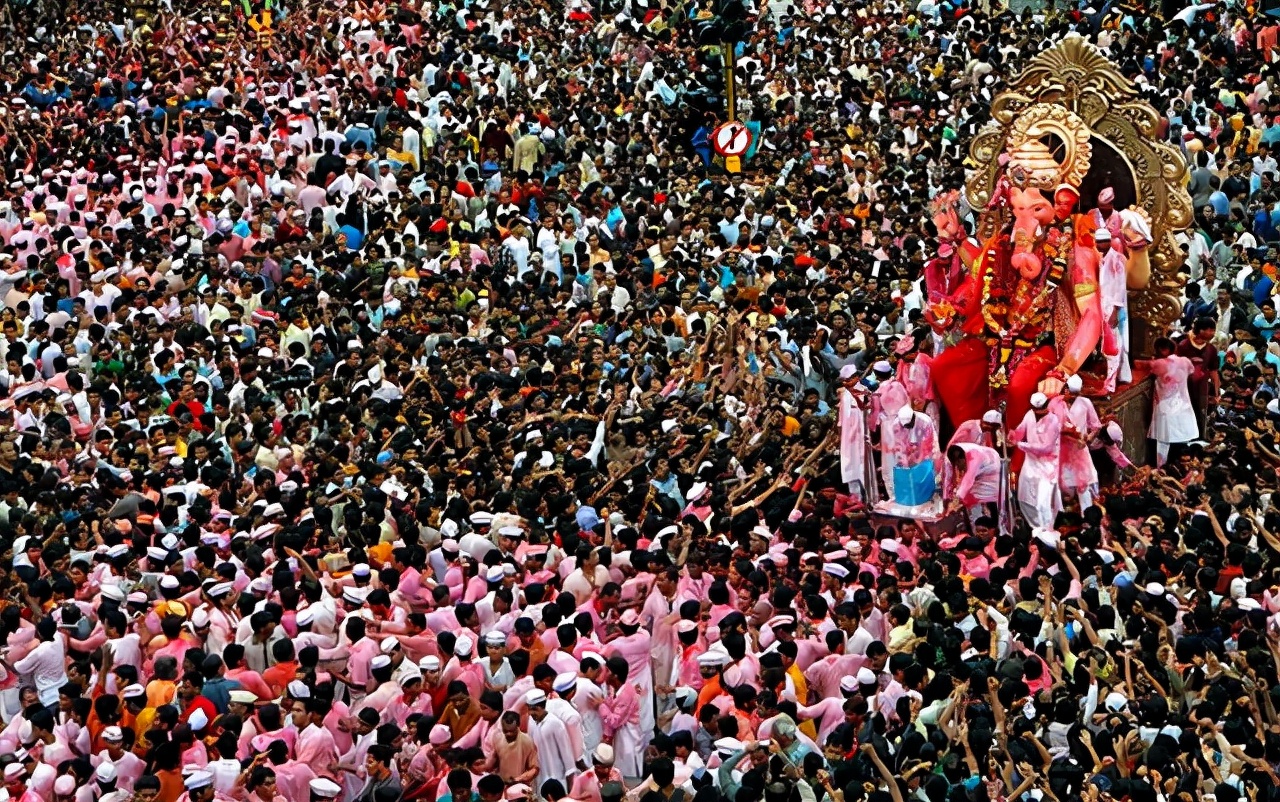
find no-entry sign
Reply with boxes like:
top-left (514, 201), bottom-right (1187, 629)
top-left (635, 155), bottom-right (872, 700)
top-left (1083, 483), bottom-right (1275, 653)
top-left (712, 121), bottom-right (751, 157)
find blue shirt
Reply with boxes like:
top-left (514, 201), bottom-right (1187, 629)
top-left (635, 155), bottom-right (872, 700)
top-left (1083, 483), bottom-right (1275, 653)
top-left (1209, 190), bottom-right (1230, 217)
top-left (1254, 312), bottom-right (1280, 340)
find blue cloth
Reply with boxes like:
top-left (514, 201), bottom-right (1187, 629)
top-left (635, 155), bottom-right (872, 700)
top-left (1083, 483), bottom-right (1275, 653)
top-left (1254, 313), bottom-right (1280, 340)
top-left (339, 225), bottom-right (364, 251)
top-left (893, 462), bottom-right (936, 507)
top-left (201, 676), bottom-right (242, 714)
top-left (1255, 276), bottom-right (1275, 308)
top-left (1209, 191), bottom-right (1230, 217)
top-left (576, 505), bottom-right (600, 532)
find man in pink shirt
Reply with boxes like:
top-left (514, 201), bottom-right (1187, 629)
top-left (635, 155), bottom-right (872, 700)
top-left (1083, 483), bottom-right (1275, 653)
top-left (291, 698), bottom-right (340, 779)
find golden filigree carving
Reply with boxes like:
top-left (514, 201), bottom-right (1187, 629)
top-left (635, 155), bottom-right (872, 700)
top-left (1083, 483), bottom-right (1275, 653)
top-left (965, 32), bottom-right (1191, 355)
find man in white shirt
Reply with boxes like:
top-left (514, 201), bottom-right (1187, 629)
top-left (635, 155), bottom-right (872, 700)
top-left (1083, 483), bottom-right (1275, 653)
top-left (7, 617), bottom-right (68, 711)
top-left (326, 159), bottom-right (377, 202)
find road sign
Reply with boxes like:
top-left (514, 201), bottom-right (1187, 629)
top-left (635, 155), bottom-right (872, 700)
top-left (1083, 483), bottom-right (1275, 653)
top-left (712, 121), bottom-right (750, 157)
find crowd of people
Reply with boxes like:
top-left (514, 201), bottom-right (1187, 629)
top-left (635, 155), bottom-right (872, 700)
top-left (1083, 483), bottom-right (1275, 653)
top-left (0, 0), bottom-right (1278, 801)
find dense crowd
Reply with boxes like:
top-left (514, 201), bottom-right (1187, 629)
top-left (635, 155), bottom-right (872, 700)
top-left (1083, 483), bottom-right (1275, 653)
top-left (0, 0), bottom-right (1278, 801)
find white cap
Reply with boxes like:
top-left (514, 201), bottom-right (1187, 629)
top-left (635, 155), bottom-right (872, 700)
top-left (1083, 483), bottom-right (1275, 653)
top-left (1105, 420), bottom-right (1124, 442)
top-left (593, 744), bottom-right (615, 765)
top-left (183, 772), bottom-right (214, 790)
top-left (1065, 374), bottom-right (1083, 392)
top-left (296, 608), bottom-right (315, 626)
top-left (524, 689), bottom-right (548, 706)
top-left (370, 655), bottom-right (392, 671)
top-left (697, 651), bottom-right (729, 667)
top-left (229, 690), bottom-right (258, 705)
top-left (1032, 528), bottom-right (1061, 549)
top-left (191, 608), bottom-right (211, 629)
top-left (288, 680), bottom-right (311, 699)
top-left (856, 667), bottom-right (877, 685)
top-left (485, 565), bottom-right (505, 583)
top-left (380, 636), bottom-right (401, 653)
top-left (822, 563), bottom-right (849, 579)
top-left (3, 764), bottom-right (23, 781)
top-left (553, 672), bottom-right (577, 693)
top-left (188, 708), bottom-right (209, 731)
top-left (981, 410), bottom-right (1002, 425)
top-left (159, 575), bottom-right (180, 590)
top-left (1104, 691), bottom-right (1128, 712)
top-left (309, 778), bottom-right (343, 798)
top-left (342, 587), bottom-right (369, 605)
top-left (1030, 392), bottom-right (1049, 410)
top-left (714, 737), bottom-right (744, 756)
top-left (54, 776), bottom-right (76, 795)
top-left (484, 631), bottom-right (507, 647)
top-left (897, 406), bottom-right (915, 425)
top-left (1145, 582), bottom-right (1165, 596)
top-left (839, 676), bottom-right (860, 693)
top-left (102, 726), bottom-right (124, 742)
top-left (95, 762), bottom-right (117, 783)
top-left (419, 656), bottom-right (441, 671)
top-left (352, 563), bottom-right (371, 577)
top-left (454, 636), bottom-right (473, 657)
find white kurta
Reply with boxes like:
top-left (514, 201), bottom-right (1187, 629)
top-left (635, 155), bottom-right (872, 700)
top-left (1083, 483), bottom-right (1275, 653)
top-left (1148, 355), bottom-right (1200, 444)
top-left (529, 712), bottom-right (578, 790)
top-left (1098, 246), bottom-right (1131, 392)
top-left (838, 387), bottom-right (868, 492)
top-left (574, 678), bottom-right (605, 757)
top-left (1011, 410), bottom-right (1063, 529)
top-left (1048, 395), bottom-right (1101, 493)
top-left (547, 697), bottom-right (588, 767)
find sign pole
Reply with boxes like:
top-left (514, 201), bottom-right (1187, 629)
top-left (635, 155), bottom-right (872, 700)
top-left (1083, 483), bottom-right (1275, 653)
top-left (724, 41), bottom-right (737, 122)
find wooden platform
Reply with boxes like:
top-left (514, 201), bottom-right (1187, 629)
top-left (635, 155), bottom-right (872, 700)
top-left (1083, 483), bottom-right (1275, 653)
top-left (871, 503), bottom-right (966, 538)
top-left (1092, 370), bottom-right (1154, 470)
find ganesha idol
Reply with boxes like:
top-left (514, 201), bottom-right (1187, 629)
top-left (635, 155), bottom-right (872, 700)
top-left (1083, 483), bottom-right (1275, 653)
top-left (927, 103), bottom-right (1154, 434)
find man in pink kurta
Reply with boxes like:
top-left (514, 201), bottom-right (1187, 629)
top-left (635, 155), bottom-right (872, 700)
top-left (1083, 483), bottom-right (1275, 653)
top-left (640, 579), bottom-right (680, 692)
top-left (604, 619), bottom-right (654, 737)
top-left (884, 407), bottom-right (940, 505)
top-left (294, 715), bottom-right (340, 779)
top-left (1096, 228), bottom-right (1131, 393)
top-left (837, 373), bottom-right (869, 495)
top-left (1011, 394), bottom-right (1063, 529)
top-left (599, 677), bottom-right (643, 778)
top-left (946, 443), bottom-right (1002, 515)
top-left (1049, 377), bottom-right (1102, 510)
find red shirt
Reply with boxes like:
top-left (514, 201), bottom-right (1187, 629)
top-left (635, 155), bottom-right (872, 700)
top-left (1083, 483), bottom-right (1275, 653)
top-left (182, 695), bottom-right (217, 725)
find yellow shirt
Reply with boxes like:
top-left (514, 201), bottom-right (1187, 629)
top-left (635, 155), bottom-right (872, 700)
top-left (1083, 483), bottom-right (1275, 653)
top-left (133, 707), bottom-right (158, 755)
top-left (368, 541), bottom-right (394, 568)
top-left (786, 664), bottom-right (818, 739)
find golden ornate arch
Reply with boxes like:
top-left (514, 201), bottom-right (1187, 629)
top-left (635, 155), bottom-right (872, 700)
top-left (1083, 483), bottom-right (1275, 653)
top-left (964, 32), bottom-right (1192, 355)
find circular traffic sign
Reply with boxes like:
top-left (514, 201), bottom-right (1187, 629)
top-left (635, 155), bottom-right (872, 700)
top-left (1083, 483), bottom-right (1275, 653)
top-left (712, 121), bottom-right (751, 157)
